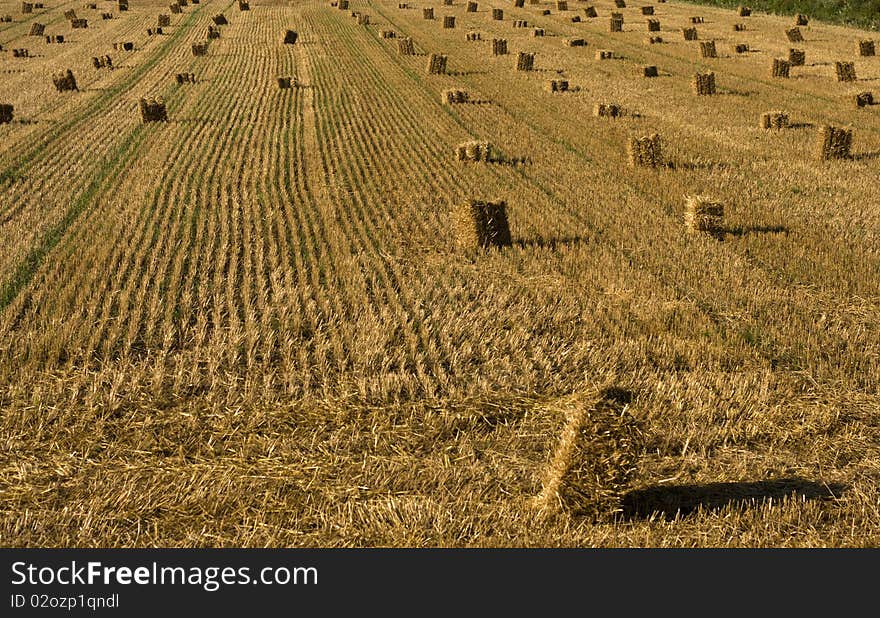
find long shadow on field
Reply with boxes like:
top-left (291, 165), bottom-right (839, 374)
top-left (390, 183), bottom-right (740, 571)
top-left (514, 235), bottom-right (590, 250)
top-left (851, 151), bottom-right (880, 161)
top-left (619, 478), bottom-right (846, 520)
top-left (725, 224), bottom-right (789, 238)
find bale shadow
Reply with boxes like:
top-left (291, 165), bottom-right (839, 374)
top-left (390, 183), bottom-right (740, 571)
top-left (620, 478), bottom-right (846, 520)
top-left (513, 235), bottom-right (590, 250)
top-left (851, 151), bottom-right (880, 161)
top-left (446, 69), bottom-right (490, 76)
top-left (667, 160), bottom-right (727, 171)
top-left (789, 121), bottom-right (814, 129)
top-left (721, 88), bottom-right (757, 97)
top-left (725, 224), bottom-right (789, 238)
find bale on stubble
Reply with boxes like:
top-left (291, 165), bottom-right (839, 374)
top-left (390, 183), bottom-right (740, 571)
top-left (642, 65), bottom-right (658, 77)
top-left (858, 40), bottom-right (875, 57)
top-left (284, 29), bottom-right (298, 44)
top-left (646, 18), bottom-right (659, 32)
top-left (427, 53), bottom-right (448, 74)
top-left (584, 6), bottom-right (597, 17)
top-left (492, 7), bottom-right (503, 19)
top-left (516, 51), bottom-right (534, 71)
top-left (0, 103), bottom-right (13, 124)
top-left (785, 27), bottom-right (803, 42)
top-left (139, 97), bottom-right (168, 123)
top-left (444, 88), bottom-right (469, 103)
top-left (684, 196), bottom-right (724, 238)
top-left (692, 71), bottom-right (715, 95)
top-left (760, 111), bottom-right (789, 129)
top-left (699, 40), bottom-right (716, 58)
top-left (788, 48), bottom-right (805, 66)
top-left (682, 27), bottom-right (697, 40)
top-left (546, 78), bottom-right (569, 92)
top-left (628, 133), bottom-right (662, 167)
top-left (610, 15), bottom-right (623, 31)
top-left (854, 92), bottom-right (873, 108)
top-left (443, 15), bottom-right (455, 27)
top-left (771, 58), bottom-right (790, 78)
top-left (737, 5), bottom-right (750, 16)
top-left (492, 38), bottom-right (508, 55)
top-left (397, 36), bottom-right (415, 53)
top-left (594, 103), bottom-right (621, 117)
top-left (795, 13), bottom-right (808, 26)
top-left (835, 61), bottom-right (856, 82)
top-left (815, 125), bottom-right (851, 160)
top-left (453, 199), bottom-right (511, 250)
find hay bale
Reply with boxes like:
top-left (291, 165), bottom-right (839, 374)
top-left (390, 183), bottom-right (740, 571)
top-left (760, 111), bottom-right (789, 129)
top-left (191, 42), bottom-right (208, 56)
top-left (836, 61), bottom-right (856, 82)
top-left (795, 13), bottom-right (808, 26)
top-left (0, 16), bottom-right (13, 22)
top-left (684, 196), bottom-right (724, 238)
top-left (284, 30), bottom-right (298, 44)
top-left (207, 25), bottom-right (220, 39)
top-left (516, 51), bottom-right (535, 71)
top-left (453, 199), bottom-right (511, 250)
top-left (398, 36), bottom-right (415, 53)
top-left (118, 0), bottom-right (128, 10)
top-left (170, 3), bottom-right (181, 13)
top-left (175, 72), bottom-right (196, 84)
top-left (139, 97), bottom-right (168, 123)
top-left (356, 13), bottom-right (370, 25)
top-left (627, 133), bottom-right (662, 167)
top-left (858, 40), bottom-right (875, 57)
top-left (71, 18), bottom-right (87, 27)
top-left (51, 69), bottom-right (77, 91)
top-left (690, 16), bottom-right (703, 24)
top-left (540, 9), bottom-right (549, 15)
top-left (734, 43), bottom-right (748, 53)
top-left (547, 78), bottom-right (569, 92)
top-left (212, 13), bottom-right (228, 25)
top-left (787, 48), bottom-right (805, 66)
top-left (699, 40), bottom-right (716, 58)
top-left (566, 38), bottom-right (586, 47)
top-left (444, 88), bottom-right (469, 103)
top-left (0, 103), bottom-right (13, 124)
top-left (238, 0), bottom-right (249, 9)
top-left (816, 125), bottom-right (852, 160)
top-left (427, 53), bottom-right (448, 74)
top-left (492, 38), bottom-right (508, 55)
top-left (443, 15), bottom-right (455, 27)
top-left (642, 65), bottom-right (658, 77)
top-left (854, 92), bottom-right (873, 108)
top-left (641, 6), bottom-right (653, 15)
top-left (21, 2), bottom-right (33, 13)
top-left (646, 18), bottom-right (659, 32)
top-left (91, 55), bottom-right (112, 69)
top-left (63, 8), bottom-right (76, 19)
top-left (594, 102), bottom-right (621, 117)
top-left (514, 0), bottom-right (524, 6)
top-left (421, 6), bottom-right (434, 19)
top-left (158, 14), bottom-right (171, 26)
top-left (46, 34), bottom-right (64, 43)
top-left (647, 36), bottom-right (662, 44)
top-left (570, 15), bottom-right (580, 22)
top-left (610, 15), bottom-right (623, 31)
top-left (466, 0), bottom-right (477, 11)
top-left (338, 0), bottom-right (349, 7)
top-left (533, 28), bottom-right (544, 36)
top-left (466, 31), bottom-right (481, 41)
top-left (771, 58), bottom-right (790, 78)
top-left (733, 23), bottom-right (745, 31)
top-left (532, 390), bottom-right (644, 518)
top-left (492, 7), bottom-right (503, 19)
top-left (277, 76), bottom-right (291, 89)
top-left (13, 48), bottom-right (29, 57)
top-left (381, 29), bottom-right (396, 38)
top-left (513, 20), bottom-right (528, 27)
top-left (738, 5), bottom-right (750, 16)
top-left (692, 71), bottom-right (715, 95)
top-left (444, 0), bottom-right (453, 5)
top-left (595, 49), bottom-right (612, 59)
top-left (785, 27), bottom-right (803, 43)
top-left (584, 6), bottom-right (597, 17)
top-left (614, 0), bottom-right (625, 7)
top-left (682, 27), bottom-right (697, 41)
top-left (101, 12), bottom-right (112, 19)
top-left (556, 0), bottom-right (567, 10)
top-left (28, 22), bottom-right (44, 35)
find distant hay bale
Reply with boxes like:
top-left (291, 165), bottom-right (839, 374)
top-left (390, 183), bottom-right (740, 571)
top-left (21, 2), bottom-right (33, 13)
top-left (595, 49), bottom-right (613, 59)
top-left (423, 6), bottom-right (434, 18)
top-left (594, 102), bottom-right (621, 117)
top-left (641, 6), bottom-right (653, 15)
top-left (795, 13), bottom-right (808, 26)
top-left (566, 38), bottom-right (586, 47)
top-left (609, 15), bottom-right (623, 31)
top-left (175, 72), bottom-right (196, 84)
top-left (381, 29), bottom-right (396, 38)
top-left (732, 23), bottom-right (745, 31)
top-left (101, 12), bottom-right (112, 19)
top-left (788, 48), bottom-right (805, 66)
top-left (46, 34), bottom-right (64, 43)
top-left (492, 7), bottom-right (503, 19)
top-left (514, 0), bottom-right (524, 6)
top-left (492, 38), bottom-right (508, 55)
top-left (466, 0), bottom-right (476, 10)
top-left (532, 28), bottom-right (544, 36)
top-left (584, 6), bottom-right (597, 17)
top-left (212, 13), bottom-right (228, 25)
top-left (118, 0), bottom-right (128, 10)
top-left (692, 71), bottom-right (715, 95)
top-left (356, 12), bottom-right (370, 25)
top-left (338, 0), bottom-right (349, 7)
top-left (12, 48), bottom-right (29, 57)
top-left (516, 51), bottom-right (535, 71)
top-left (690, 16), bottom-right (703, 24)
top-left (139, 97), bottom-right (167, 123)
top-left (699, 40), bottom-right (716, 58)
top-left (466, 31), bottom-right (481, 41)
top-left (277, 76), bottom-right (292, 88)
top-left (647, 36), bottom-right (662, 44)
top-left (444, 0), bottom-right (453, 5)
top-left (427, 53), bottom-right (448, 74)
top-left (513, 20), bottom-right (528, 27)
top-left (71, 17), bottom-right (87, 27)
top-left (556, 0), bottom-right (567, 10)
top-left (238, 0), bottom-right (249, 9)
top-left (170, 3), bottom-right (181, 13)
top-left (444, 88), bottom-right (469, 103)
top-left (684, 196), bottom-right (724, 238)
top-left (734, 43), bottom-right (748, 53)
top-left (854, 92), bottom-right (873, 108)
top-left (570, 15), bottom-right (580, 22)
top-left (760, 111), bottom-right (789, 129)
top-left (785, 27), bottom-right (803, 43)
top-left (28, 22), bottom-right (44, 35)
top-left (0, 15), bottom-right (13, 22)
top-left (532, 390), bottom-right (644, 518)
top-left (113, 41), bottom-right (134, 50)
top-left (443, 15), bottom-right (455, 27)
top-left (614, 0), bottom-right (625, 7)
top-left (398, 36), bottom-right (415, 53)
top-left (737, 5), bottom-right (750, 16)
top-left (628, 133), bottom-right (662, 167)
top-left (284, 29), bottom-right (298, 44)
top-left (207, 25), bottom-right (220, 38)
top-left (456, 140), bottom-right (494, 162)
top-left (816, 125), bottom-right (852, 160)
top-left (158, 14), bottom-right (170, 26)
top-left (540, 9), bottom-right (549, 15)
top-left (63, 8), bottom-right (76, 19)
top-left (0, 103), bottom-right (14, 124)
top-left (51, 69), bottom-right (77, 91)
top-left (91, 54), bottom-right (112, 69)
top-left (682, 27), bottom-right (697, 40)
top-left (642, 65), bottom-right (658, 77)
top-left (546, 78), bottom-right (569, 92)
top-left (191, 42), bottom-right (208, 56)
top-left (836, 61), bottom-right (856, 82)
top-left (453, 199), bottom-right (511, 250)
top-left (646, 18), bottom-right (659, 31)
top-left (859, 40), bottom-right (875, 56)
top-left (771, 58), bottom-right (790, 78)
